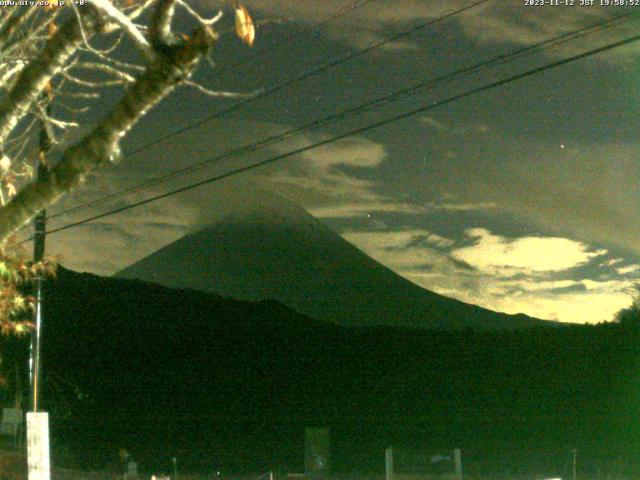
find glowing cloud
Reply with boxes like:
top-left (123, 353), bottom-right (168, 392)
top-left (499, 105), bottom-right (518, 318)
top-left (451, 228), bottom-right (607, 275)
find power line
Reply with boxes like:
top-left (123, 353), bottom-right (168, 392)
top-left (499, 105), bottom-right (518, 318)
top-left (48, 9), bottom-right (639, 221)
top-left (37, 28), bottom-right (640, 239)
top-left (49, 0), bottom-right (495, 219)
top-left (120, 0), bottom-right (492, 159)
top-left (13, 0), bottom-right (492, 241)
top-left (25, 3), bottom-right (378, 169)
top-left (42, 1), bottom-right (378, 219)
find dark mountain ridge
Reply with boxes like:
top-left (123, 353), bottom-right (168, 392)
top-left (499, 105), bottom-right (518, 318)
top-left (1, 268), bottom-right (637, 476)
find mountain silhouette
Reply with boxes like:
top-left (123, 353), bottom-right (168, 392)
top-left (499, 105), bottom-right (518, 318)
top-left (116, 186), bottom-right (554, 330)
top-left (0, 267), bottom-right (629, 475)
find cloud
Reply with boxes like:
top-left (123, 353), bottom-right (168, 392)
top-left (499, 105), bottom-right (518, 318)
top-left (37, 170), bottom-right (207, 276)
top-left (427, 201), bottom-right (497, 212)
top-left (390, 111), bottom-right (640, 267)
top-left (242, 0), bottom-right (468, 49)
top-left (616, 264), bottom-right (640, 275)
top-left (451, 228), bottom-right (607, 275)
top-left (306, 199), bottom-right (495, 219)
top-left (480, 284), bottom-right (633, 325)
top-left (299, 136), bottom-right (386, 170)
top-left (238, 0), bottom-right (638, 61)
top-left (420, 116), bottom-right (490, 136)
top-left (342, 229), bottom-right (458, 272)
top-left (308, 202), bottom-right (428, 219)
top-left (44, 215), bottom-right (194, 276)
top-left (255, 127), bottom-right (500, 219)
top-left (340, 226), bottom-right (630, 324)
top-left (420, 117), bottom-right (446, 131)
top-left (604, 258), bottom-right (624, 267)
top-left (476, 143), bottom-right (640, 258)
top-left (257, 132), bottom-right (432, 219)
top-left (457, 2), bottom-right (605, 49)
top-left (410, 264), bottom-right (634, 324)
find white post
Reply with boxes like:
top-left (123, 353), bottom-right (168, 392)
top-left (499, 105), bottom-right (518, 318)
top-left (385, 447), bottom-right (393, 480)
top-left (26, 412), bottom-right (50, 480)
top-left (454, 448), bottom-right (462, 480)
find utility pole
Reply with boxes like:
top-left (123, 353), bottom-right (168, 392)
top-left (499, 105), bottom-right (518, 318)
top-left (29, 13), bottom-right (57, 414)
top-left (454, 449), bottom-right (463, 480)
top-left (26, 94), bottom-right (52, 480)
top-left (29, 99), bottom-right (51, 413)
top-left (27, 17), bottom-right (56, 480)
top-left (385, 447), bottom-right (393, 480)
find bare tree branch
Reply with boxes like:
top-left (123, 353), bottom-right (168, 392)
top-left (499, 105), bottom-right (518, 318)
top-left (183, 79), bottom-right (251, 98)
top-left (127, 0), bottom-right (160, 21)
top-left (0, 26), bottom-right (217, 242)
top-left (0, 7), bottom-right (38, 52)
top-left (60, 70), bottom-right (129, 88)
top-left (149, 0), bottom-right (177, 48)
top-left (92, 0), bottom-right (154, 59)
top-left (0, 12), bottom-right (59, 62)
top-left (176, 1), bottom-right (223, 27)
top-left (0, 61), bottom-right (26, 88)
top-left (0, 11), bottom-right (105, 148)
top-left (85, 41), bottom-right (146, 73)
top-left (67, 61), bottom-right (137, 84)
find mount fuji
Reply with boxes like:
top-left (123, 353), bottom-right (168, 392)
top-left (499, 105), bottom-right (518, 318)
top-left (116, 186), bottom-right (555, 330)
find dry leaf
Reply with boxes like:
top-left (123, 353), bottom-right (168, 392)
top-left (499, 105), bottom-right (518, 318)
top-left (235, 4), bottom-right (255, 47)
top-left (44, 81), bottom-right (53, 100)
top-left (5, 182), bottom-right (16, 198)
top-left (48, 21), bottom-right (57, 37)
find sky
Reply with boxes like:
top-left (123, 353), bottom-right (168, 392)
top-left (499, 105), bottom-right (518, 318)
top-left (31, 0), bottom-right (640, 324)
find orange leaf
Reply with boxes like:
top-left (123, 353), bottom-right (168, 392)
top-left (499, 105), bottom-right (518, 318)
top-left (5, 182), bottom-right (16, 198)
top-left (235, 4), bottom-right (255, 47)
top-left (44, 81), bottom-right (54, 101)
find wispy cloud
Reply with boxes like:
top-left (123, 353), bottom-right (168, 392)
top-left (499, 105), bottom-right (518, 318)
top-left (420, 116), bottom-right (490, 136)
top-left (615, 264), bottom-right (640, 276)
top-left (45, 203), bottom-right (200, 276)
top-left (259, 132), bottom-right (430, 218)
top-left (427, 201), bottom-right (497, 212)
top-left (308, 202), bottom-right (427, 219)
top-left (342, 229), bottom-right (461, 277)
top-left (341, 226), bottom-right (631, 324)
